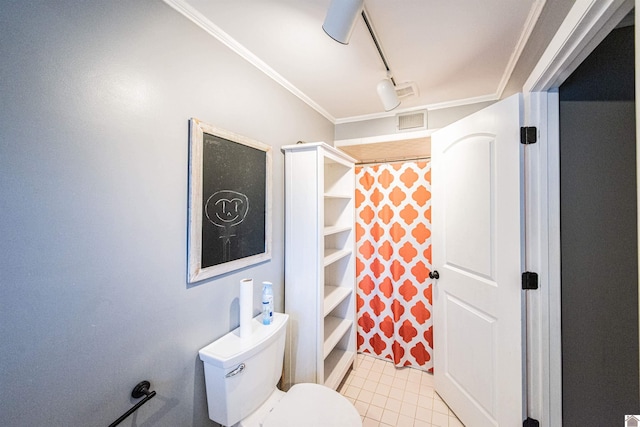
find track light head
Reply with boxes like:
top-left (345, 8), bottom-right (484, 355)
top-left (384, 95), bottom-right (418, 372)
top-left (377, 79), bottom-right (400, 111)
top-left (322, 0), bottom-right (364, 44)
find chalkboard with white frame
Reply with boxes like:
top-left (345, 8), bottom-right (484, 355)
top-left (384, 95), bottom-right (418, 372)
top-left (187, 118), bottom-right (272, 283)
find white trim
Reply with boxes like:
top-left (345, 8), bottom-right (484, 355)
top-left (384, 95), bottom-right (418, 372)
top-left (336, 0), bottom-right (546, 125)
top-left (546, 90), bottom-right (563, 427)
top-left (334, 129), bottom-right (434, 147)
top-left (636, 2), bottom-right (640, 405)
top-left (334, 105), bottom-right (432, 125)
top-left (424, 93), bottom-right (499, 111)
top-left (523, 91), bottom-right (562, 427)
top-left (523, 0), bottom-right (634, 424)
top-left (165, 0), bottom-right (548, 127)
top-left (496, 0), bottom-right (547, 99)
top-left (163, 0), bottom-right (336, 123)
top-left (333, 93), bottom-right (500, 125)
top-left (524, 0), bottom-right (633, 92)
top-left (523, 92), bottom-right (542, 424)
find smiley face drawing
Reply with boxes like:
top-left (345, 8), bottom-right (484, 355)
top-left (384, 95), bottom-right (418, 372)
top-left (205, 190), bottom-right (249, 262)
top-left (206, 190), bottom-right (249, 228)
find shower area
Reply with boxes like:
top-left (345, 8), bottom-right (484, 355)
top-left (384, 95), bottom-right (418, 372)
top-left (341, 137), bottom-right (433, 373)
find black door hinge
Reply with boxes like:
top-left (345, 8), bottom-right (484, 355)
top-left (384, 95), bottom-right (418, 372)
top-left (522, 272), bottom-right (539, 290)
top-left (520, 126), bottom-right (537, 144)
top-left (523, 417), bottom-right (540, 427)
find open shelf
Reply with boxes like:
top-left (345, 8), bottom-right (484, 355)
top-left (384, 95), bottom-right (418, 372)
top-left (324, 286), bottom-right (352, 317)
top-left (324, 348), bottom-right (356, 390)
top-left (324, 248), bottom-right (352, 267)
top-left (323, 316), bottom-right (353, 358)
top-left (324, 192), bottom-right (353, 199)
top-left (324, 197), bottom-right (353, 229)
top-left (324, 155), bottom-right (352, 196)
top-left (324, 224), bottom-right (352, 236)
top-left (283, 142), bottom-right (355, 389)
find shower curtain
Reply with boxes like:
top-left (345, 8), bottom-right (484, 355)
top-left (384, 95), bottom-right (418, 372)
top-left (355, 161), bottom-right (433, 372)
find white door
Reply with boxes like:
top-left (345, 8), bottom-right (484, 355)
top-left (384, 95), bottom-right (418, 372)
top-left (432, 94), bottom-right (524, 426)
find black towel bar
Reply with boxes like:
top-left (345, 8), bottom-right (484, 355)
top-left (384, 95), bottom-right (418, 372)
top-left (108, 380), bottom-right (156, 427)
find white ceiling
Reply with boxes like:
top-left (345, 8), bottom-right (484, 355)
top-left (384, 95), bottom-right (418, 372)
top-left (172, 0), bottom-right (543, 123)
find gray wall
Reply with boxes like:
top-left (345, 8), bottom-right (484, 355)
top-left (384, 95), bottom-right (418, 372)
top-left (0, 1), bottom-right (333, 426)
top-left (560, 26), bottom-right (638, 425)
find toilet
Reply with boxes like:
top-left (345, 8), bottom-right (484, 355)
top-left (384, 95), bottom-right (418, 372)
top-left (199, 312), bottom-right (361, 427)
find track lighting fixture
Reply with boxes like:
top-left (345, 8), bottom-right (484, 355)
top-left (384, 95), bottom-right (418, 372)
top-left (323, 1), bottom-right (410, 112)
top-left (322, 0), bottom-right (364, 44)
top-left (377, 78), bottom-right (400, 111)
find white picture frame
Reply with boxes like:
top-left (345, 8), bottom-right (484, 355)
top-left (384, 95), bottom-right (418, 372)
top-left (187, 118), bottom-right (272, 283)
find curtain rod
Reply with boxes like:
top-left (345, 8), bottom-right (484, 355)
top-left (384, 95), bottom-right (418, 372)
top-left (356, 156), bottom-right (431, 166)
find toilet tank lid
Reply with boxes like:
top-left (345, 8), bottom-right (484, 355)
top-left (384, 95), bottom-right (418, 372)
top-left (199, 312), bottom-right (288, 368)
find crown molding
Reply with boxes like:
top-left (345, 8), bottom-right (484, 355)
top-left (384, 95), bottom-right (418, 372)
top-left (163, 0), bottom-right (336, 123)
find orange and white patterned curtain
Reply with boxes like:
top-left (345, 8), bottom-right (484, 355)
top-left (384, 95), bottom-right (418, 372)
top-left (355, 161), bottom-right (433, 372)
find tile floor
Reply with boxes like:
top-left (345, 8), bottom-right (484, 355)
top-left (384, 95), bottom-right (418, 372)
top-left (338, 353), bottom-right (464, 427)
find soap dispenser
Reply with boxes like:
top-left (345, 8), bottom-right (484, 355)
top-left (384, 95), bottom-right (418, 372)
top-left (261, 281), bottom-right (273, 325)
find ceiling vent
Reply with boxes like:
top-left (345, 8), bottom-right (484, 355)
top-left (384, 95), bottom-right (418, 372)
top-left (394, 81), bottom-right (419, 99)
top-left (397, 110), bottom-right (427, 131)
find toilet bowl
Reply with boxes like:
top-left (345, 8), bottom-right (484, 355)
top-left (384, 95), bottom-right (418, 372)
top-left (198, 312), bottom-right (361, 427)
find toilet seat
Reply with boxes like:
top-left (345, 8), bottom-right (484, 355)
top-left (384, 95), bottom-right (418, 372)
top-left (262, 383), bottom-right (361, 427)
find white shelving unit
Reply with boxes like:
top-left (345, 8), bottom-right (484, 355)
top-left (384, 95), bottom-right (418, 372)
top-left (282, 142), bottom-right (356, 391)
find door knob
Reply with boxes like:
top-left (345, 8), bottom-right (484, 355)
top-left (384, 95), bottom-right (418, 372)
top-left (429, 270), bottom-right (439, 280)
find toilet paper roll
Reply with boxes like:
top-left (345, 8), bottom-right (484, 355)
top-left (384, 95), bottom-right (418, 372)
top-left (240, 278), bottom-right (253, 339)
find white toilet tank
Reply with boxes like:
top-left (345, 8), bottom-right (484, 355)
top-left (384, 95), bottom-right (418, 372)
top-left (199, 312), bottom-right (289, 427)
